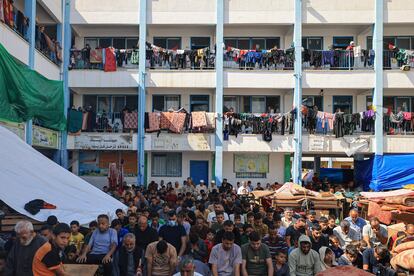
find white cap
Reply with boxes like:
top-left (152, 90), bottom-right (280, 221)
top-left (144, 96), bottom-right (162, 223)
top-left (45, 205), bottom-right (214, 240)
top-left (200, 180), bottom-right (204, 183)
top-left (211, 180), bottom-right (215, 183)
top-left (350, 41), bottom-right (355, 45)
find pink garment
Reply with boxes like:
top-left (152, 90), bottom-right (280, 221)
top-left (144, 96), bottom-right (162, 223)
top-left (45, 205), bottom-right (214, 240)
top-left (403, 112), bottom-right (412, 121)
top-left (160, 112), bottom-right (173, 129)
top-left (147, 112), bottom-right (160, 132)
top-left (124, 112), bottom-right (138, 129)
top-left (323, 112), bottom-right (335, 130)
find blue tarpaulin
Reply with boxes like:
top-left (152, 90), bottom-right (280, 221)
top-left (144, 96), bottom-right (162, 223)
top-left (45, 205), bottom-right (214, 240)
top-left (319, 168), bottom-right (354, 184)
top-left (370, 154), bottom-right (414, 191)
top-left (354, 158), bottom-right (373, 191)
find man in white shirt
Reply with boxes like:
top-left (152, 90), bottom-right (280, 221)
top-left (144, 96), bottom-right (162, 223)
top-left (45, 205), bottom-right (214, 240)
top-left (362, 216), bottom-right (388, 248)
top-left (196, 180), bottom-right (208, 195)
top-left (207, 203), bottom-right (229, 224)
top-left (173, 255), bottom-right (204, 276)
top-left (237, 181), bottom-right (250, 195)
top-left (333, 220), bottom-right (360, 249)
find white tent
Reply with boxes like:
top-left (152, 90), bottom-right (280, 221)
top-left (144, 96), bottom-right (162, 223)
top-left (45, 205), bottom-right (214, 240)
top-left (0, 125), bottom-right (126, 224)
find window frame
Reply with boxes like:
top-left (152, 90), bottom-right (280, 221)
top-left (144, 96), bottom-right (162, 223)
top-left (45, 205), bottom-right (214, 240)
top-left (151, 153), bottom-right (182, 177)
top-left (84, 37), bottom-right (139, 49)
top-left (190, 37), bottom-right (211, 50)
top-left (224, 37), bottom-right (281, 50)
top-left (153, 37), bottom-right (182, 49)
top-left (302, 36), bottom-right (324, 50)
top-left (333, 95), bottom-right (353, 114)
top-left (332, 36), bottom-right (354, 49)
top-left (190, 95), bottom-right (210, 112)
top-left (152, 95), bottom-right (182, 112)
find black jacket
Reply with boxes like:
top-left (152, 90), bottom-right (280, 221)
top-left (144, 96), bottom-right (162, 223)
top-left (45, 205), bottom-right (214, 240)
top-left (118, 246), bottom-right (143, 276)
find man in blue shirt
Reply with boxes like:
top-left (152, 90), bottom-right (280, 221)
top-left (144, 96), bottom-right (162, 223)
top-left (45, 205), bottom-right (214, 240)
top-left (77, 214), bottom-right (118, 276)
top-left (344, 209), bottom-right (366, 240)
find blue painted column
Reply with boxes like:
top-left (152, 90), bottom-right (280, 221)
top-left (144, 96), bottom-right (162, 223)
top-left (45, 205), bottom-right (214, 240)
top-left (373, 0), bottom-right (383, 155)
top-left (56, 0), bottom-right (71, 169)
top-left (24, 0), bottom-right (36, 145)
top-left (292, 0), bottom-right (303, 185)
top-left (137, 0), bottom-right (147, 186)
top-left (214, 0), bottom-right (224, 186)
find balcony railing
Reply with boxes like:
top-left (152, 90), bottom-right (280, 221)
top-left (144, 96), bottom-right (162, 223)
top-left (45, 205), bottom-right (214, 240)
top-left (69, 47), bottom-right (414, 72)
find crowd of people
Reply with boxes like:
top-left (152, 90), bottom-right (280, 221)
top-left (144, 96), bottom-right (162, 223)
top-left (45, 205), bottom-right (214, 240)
top-left (0, 177), bottom-right (413, 276)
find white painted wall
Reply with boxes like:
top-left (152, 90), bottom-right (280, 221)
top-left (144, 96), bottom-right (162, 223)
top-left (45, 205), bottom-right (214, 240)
top-left (38, 0), bottom-right (62, 23)
top-left (70, 0), bottom-right (140, 25)
top-left (34, 50), bottom-right (61, 80)
top-left (223, 152), bottom-right (285, 185)
top-left (0, 23), bottom-right (29, 64)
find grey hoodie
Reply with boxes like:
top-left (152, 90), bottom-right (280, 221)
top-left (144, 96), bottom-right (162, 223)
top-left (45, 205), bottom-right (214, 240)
top-left (288, 235), bottom-right (322, 276)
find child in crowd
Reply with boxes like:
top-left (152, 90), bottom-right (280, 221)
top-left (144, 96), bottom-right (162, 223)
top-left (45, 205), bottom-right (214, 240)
top-left (64, 245), bottom-right (78, 264)
top-left (274, 251), bottom-right (289, 276)
top-left (326, 215), bottom-right (336, 236)
top-left (241, 224), bottom-right (254, 245)
top-left (204, 229), bottom-right (215, 258)
top-left (329, 235), bottom-right (344, 260)
top-left (126, 213), bottom-right (138, 233)
top-left (69, 220), bottom-right (84, 255)
top-left (234, 214), bottom-right (244, 230)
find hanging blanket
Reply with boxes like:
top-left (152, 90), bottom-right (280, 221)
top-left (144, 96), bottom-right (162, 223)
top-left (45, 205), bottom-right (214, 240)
top-left (360, 189), bottom-right (414, 199)
top-left (205, 112), bottom-right (216, 129)
top-left (169, 113), bottom-right (186, 133)
top-left (160, 112), bottom-right (173, 129)
top-left (367, 201), bottom-right (392, 225)
top-left (146, 112), bottom-right (160, 132)
top-left (192, 111), bottom-right (207, 128)
top-left (124, 112), bottom-right (138, 129)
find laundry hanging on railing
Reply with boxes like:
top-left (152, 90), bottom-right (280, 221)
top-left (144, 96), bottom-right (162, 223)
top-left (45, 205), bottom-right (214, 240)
top-left (224, 46), bottom-right (295, 69)
top-left (144, 110), bottom-right (216, 134)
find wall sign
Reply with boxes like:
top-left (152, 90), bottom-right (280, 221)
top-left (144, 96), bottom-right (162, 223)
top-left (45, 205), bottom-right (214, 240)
top-left (151, 134), bottom-right (212, 151)
top-left (32, 125), bottom-right (59, 149)
top-left (309, 137), bottom-right (325, 152)
top-left (74, 134), bottom-right (133, 150)
top-left (234, 154), bottom-right (269, 173)
top-left (0, 120), bottom-right (25, 140)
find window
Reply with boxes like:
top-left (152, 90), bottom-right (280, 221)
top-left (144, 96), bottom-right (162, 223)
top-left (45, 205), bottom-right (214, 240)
top-left (251, 96), bottom-right (266, 113)
top-left (333, 96), bottom-right (353, 114)
top-left (367, 36), bottom-right (414, 50)
top-left (224, 96), bottom-right (239, 112)
top-left (191, 37), bottom-right (210, 50)
top-left (83, 95), bottom-right (97, 112)
top-left (125, 96), bottom-right (138, 111)
top-left (236, 172), bottom-right (267, 178)
top-left (241, 96), bottom-right (281, 113)
top-left (112, 96), bottom-right (126, 113)
top-left (302, 96), bottom-right (323, 111)
top-left (152, 95), bottom-right (181, 111)
top-left (151, 153), bottom-right (182, 177)
top-left (153, 37), bottom-right (182, 49)
top-left (99, 38), bottom-right (112, 48)
top-left (84, 37), bottom-right (139, 49)
top-left (224, 37), bottom-right (280, 50)
top-left (97, 96), bottom-right (110, 113)
top-left (126, 38), bottom-right (139, 49)
top-left (85, 38), bottom-right (98, 49)
top-left (190, 95), bottom-right (209, 112)
top-left (367, 96), bottom-right (402, 112)
top-left (113, 38), bottom-right (126, 49)
top-left (396, 37), bottom-right (410, 50)
top-left (333, 36), bottom-right (353, 49)
top-left (302, 37), bottom-right (323, 50)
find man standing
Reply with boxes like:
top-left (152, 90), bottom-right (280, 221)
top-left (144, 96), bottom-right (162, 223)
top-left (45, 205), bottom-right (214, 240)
top-left (241, 232), bottom-right (273, 276)
top-left (344, 209), bottom-right (366, 239)
top-left (32, 223), bottom-right (71, 276)
top-left (159, 211), bottom-right (187, 257)
top-left (5, 220), bottom-right (46, 276)
top-left (288, 235), bottom-right (321, 276)
top-left (333, 220), bottom-right (360, 249)
top-left (362, 217), bottom-right (388, 248)
top-left (281, 208), bottom-right (296, 229)
top-left (209, 232), bottom-right (242, 276)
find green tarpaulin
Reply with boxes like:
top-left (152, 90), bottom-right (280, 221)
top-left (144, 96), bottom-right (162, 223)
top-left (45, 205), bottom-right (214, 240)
top-left (0, 43), bottom-right (65, 131)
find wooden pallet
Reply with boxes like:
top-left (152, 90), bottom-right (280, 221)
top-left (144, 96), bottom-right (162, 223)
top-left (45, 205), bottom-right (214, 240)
top-left (0, 214), bottom-right (45, 233)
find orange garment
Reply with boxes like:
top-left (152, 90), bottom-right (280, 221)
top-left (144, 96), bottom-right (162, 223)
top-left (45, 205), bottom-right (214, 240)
top-left (33, 242), bottom-right (63, 276)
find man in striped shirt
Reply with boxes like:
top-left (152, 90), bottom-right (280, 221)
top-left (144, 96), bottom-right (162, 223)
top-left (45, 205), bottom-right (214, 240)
top-left (262, 227), bottom-right (288, 265)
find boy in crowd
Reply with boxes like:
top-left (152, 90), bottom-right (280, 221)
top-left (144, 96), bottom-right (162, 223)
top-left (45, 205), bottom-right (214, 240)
top-left (69, 220), bottom-right (84, 255)
top-left (32, 223), bottom-right (71, 276)
top-left (329, 235), bottom-right (344, 260)
top-left (274, 251), bottom-right (289, 276)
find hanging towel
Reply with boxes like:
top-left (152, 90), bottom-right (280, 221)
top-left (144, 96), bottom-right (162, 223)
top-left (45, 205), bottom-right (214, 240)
top-left (67, 109), bottom-right (83, 133)
top-left (191, 111), bottom-right (207, 128)
top-left (205, 112), bottom-right (216, 129)
top-left (104, 47), bottom-right (117, 72)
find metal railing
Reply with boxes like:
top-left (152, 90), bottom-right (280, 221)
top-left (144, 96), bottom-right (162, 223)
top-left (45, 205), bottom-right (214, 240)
top-left (223, 50), bottom-right (294, 70)
top-left (302, 50), bottom-right (373, 70)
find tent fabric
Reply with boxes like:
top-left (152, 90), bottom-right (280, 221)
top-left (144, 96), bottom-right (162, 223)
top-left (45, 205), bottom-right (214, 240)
top-left (0, 126), bottom-right (126, 224)
top-left (319, 168), bottom-right (354, 184)
top-left (370, 154), bottom-right (414, 191)
top-left (354, 158), bottom-right (373, 191)
top-left (0, 43), bottom-right (66, 130)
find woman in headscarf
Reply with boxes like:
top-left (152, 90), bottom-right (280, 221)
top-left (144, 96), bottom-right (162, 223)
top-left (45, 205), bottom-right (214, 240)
top-left (319, 246), bottom-right (338, 271)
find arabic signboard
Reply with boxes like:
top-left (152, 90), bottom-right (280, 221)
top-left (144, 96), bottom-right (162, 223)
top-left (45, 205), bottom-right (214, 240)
top-left (0, 120), bottom-right (25, 140)
top-left (74, 134), bottom-right (133, 150)
top-left (234, 154), bottom-right (269, 173)
top-left (151, 134), bottom-right (212, 151)
top-left (309, 137), bottom-right (325, 152)
top-left (32, 126), bottom-right (59, 149)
